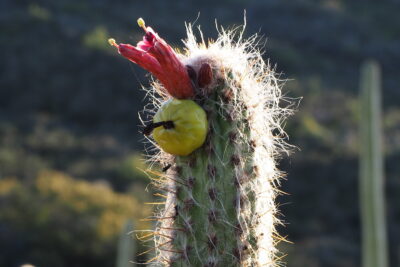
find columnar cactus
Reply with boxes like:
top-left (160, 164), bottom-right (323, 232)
top-left (359, 60), bottom-right (388, 267)
top-left (116, 220), bottom-right (136, 267)
top-left (110, 19), bottom-right (291, 266)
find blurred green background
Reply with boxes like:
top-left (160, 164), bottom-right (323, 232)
top-left (1, 0), bottom-right (399, 266)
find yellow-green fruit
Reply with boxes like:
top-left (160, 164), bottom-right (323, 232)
top-left (153, 99), bottom-right (208, 156)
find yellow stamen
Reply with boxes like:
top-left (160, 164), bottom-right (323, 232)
top-left (108, 38), bottom-right (117, 47)
top-left (137, 17), bottom-right (146, 30)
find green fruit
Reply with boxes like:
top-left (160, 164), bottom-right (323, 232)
top-left (152, 99), bottom-right (208, 156)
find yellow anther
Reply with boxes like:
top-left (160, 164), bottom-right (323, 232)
top-left (137, 18), bottom-right (146, 30)
top-left (108, 38), bottom-right (117, 47)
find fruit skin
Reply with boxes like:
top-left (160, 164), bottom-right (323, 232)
top-left (152, 99), bottom-right (208, 156)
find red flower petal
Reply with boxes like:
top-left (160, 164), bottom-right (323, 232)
top-left (118, 43), bottom-right (163, 76)
top-left (110, 21), bottom-right (194, 99)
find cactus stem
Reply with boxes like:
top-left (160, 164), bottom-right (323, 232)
top-left (359, 60), bottom-right (388, 267)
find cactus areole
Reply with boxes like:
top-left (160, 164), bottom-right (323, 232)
top-left (110, 18), bottom-right (292, 266)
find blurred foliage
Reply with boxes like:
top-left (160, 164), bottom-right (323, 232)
top-left (28, 3), bottom-right (51, 21)
top-left (0, 171), bottom-right (151, 267)
top-left (116, 154), bottom-right (151, 182)
top-left (83, 26), bottom-right (110, 51)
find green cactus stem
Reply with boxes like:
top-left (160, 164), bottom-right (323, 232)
top-left (359, 60), bottom-right (389, 267)
top-left (110, 19), bottom-right (292, 267)
top-left (147, 27), bottom-right (292, 267)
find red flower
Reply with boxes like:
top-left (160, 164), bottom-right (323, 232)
top-left (109, 19), bottom-right (194, 99)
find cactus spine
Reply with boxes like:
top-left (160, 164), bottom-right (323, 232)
top-left (359, 60), bottom-right (389, 267)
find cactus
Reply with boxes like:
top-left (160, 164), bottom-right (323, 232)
top-left (359, 60), bottom-right (389, 267)
top-left (110, 19), bottom-right (291, 266)
top-left (116, 220), bottom-right (136, 267)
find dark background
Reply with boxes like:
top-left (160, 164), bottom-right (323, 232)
top-left (1, 0), bottom-right (399, 266)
